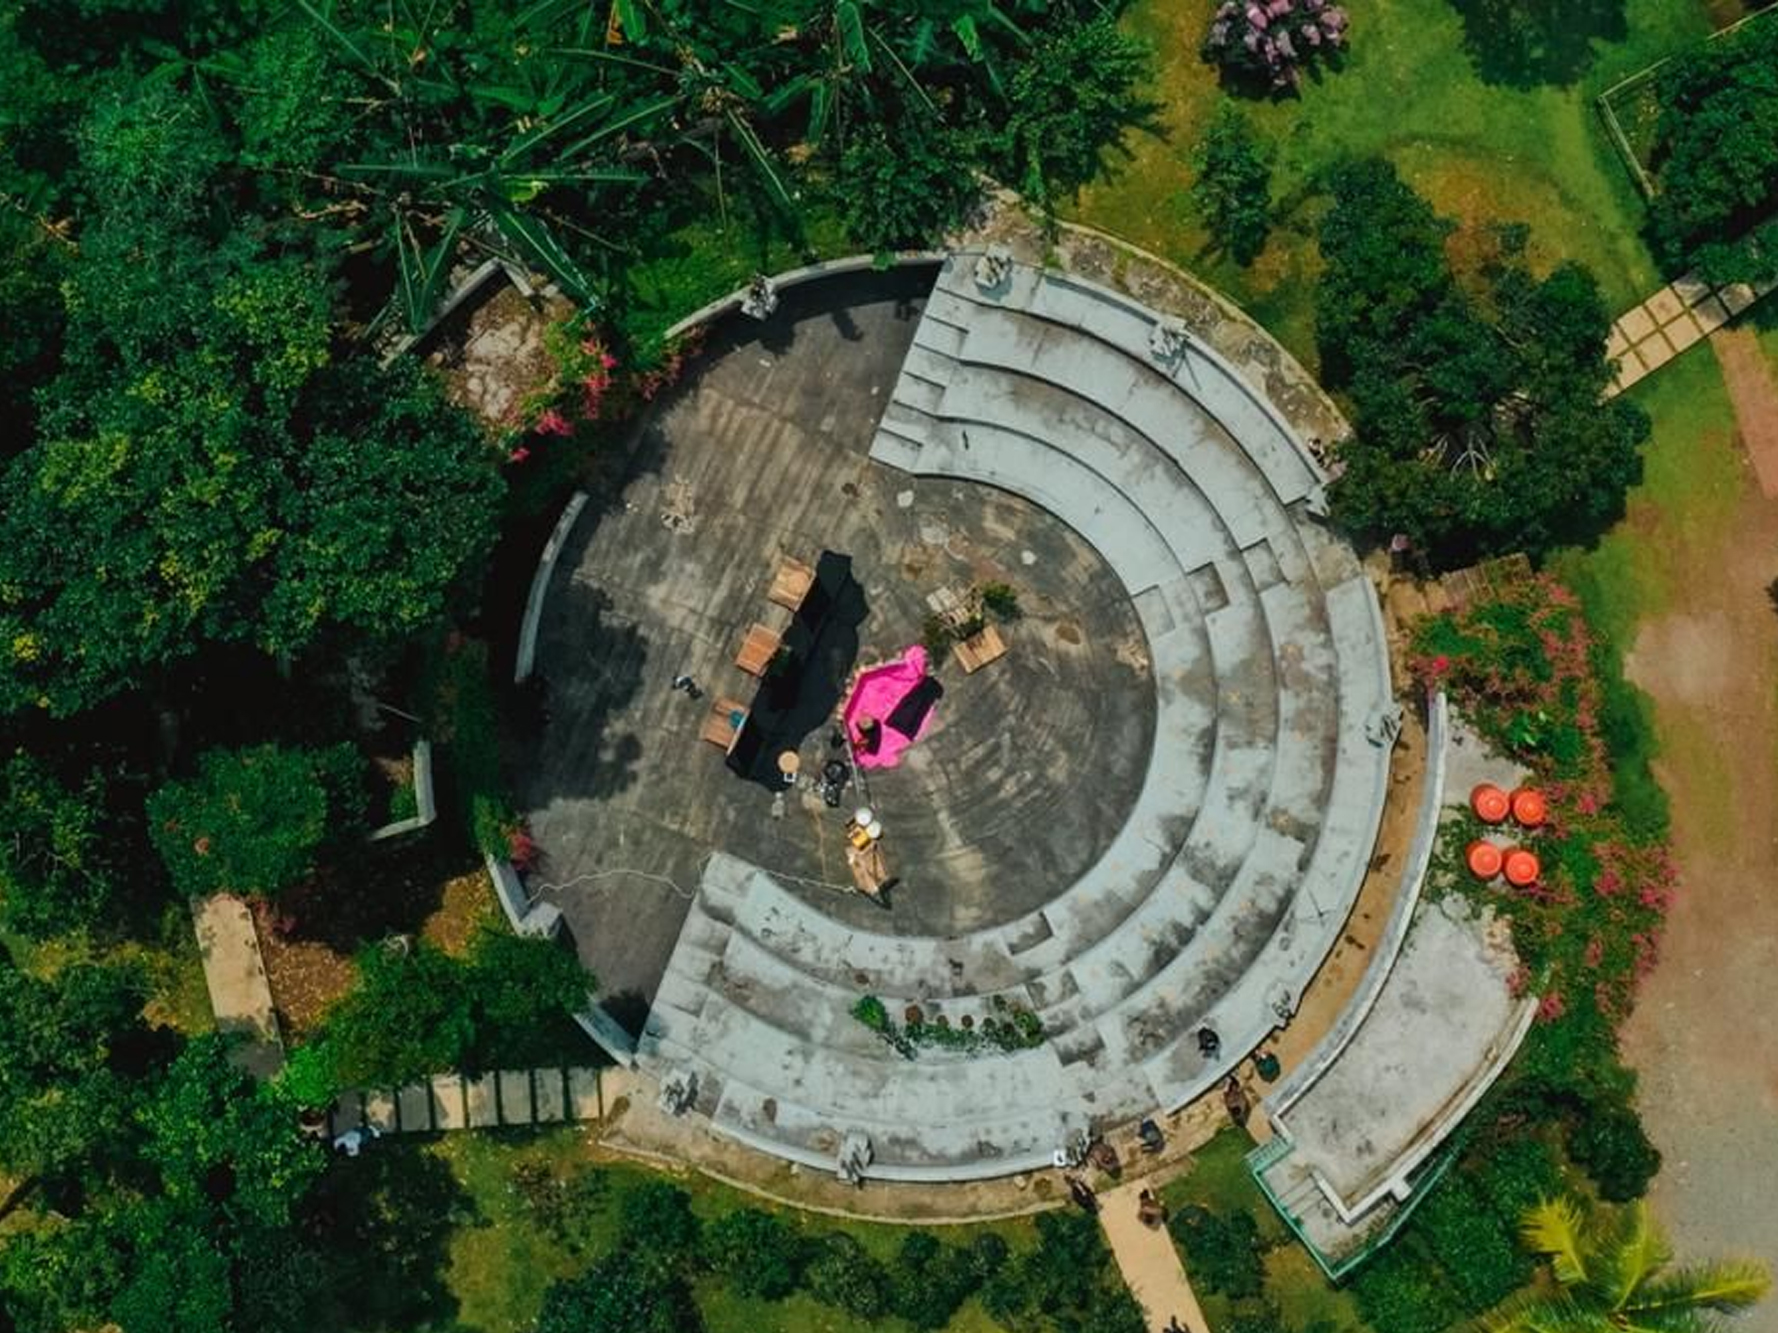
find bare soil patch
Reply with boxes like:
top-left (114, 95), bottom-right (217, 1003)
top-left (1620, 467), bottom-right (1778, 1299)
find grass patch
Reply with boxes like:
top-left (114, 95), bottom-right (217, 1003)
top-left (620, 190), bottom-right (852, 351)
top-left (1071, 0), bottom-right (1712, 370)
top-left (1158, 1129), bottom-right (1371, 1331)
top-left (1551, 344), bottom-right (1743, 640)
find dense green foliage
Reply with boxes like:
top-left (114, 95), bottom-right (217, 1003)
top-left (1169, 1204), bottom-right (1267, 1299)
top-left (1192, 105), bottom-right (1273, 266)
top-left (982, 1211), bottom-right (1146, 1333)
top-left (1648, 14), bottom-right (1778, 283)
top-left (1408, 1174), bottom-right (1531, 1310)
top-left (703, 1207), bottom-right (809, 1299)
top-left (996, 19), bottom-right (1154, 209)
top-left (318, 928), bottom-right (592, 1088)
top-left (1566, 1101), bottom-right (1661, 1202)
top-left (0, 750), bottom-right (138, 936)
top-left (1319, 159), bottom-right (1648, 565)
top-left (147, 742), bottom-right (366, 899)
top-left (535, 1251), bottom-right (699, 1333)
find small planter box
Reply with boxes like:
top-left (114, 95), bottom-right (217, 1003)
top-left (952, 623), bottom-right (1007, 674)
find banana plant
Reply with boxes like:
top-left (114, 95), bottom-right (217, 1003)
top-left (295, 0), bottom-right (674, 322)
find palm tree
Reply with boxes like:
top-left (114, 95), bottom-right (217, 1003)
top-left (1490, 1196), bottom-right (1770, 1333)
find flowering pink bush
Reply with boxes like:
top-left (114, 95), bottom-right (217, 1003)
top-left (1203, 0), bottom-right (1349, 92)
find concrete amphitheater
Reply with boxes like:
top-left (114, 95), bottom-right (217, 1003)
top-left (517, 252), bottom-right (1400, 1182)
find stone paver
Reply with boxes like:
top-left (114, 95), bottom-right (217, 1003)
top-left (532, 1069), bottom-right (567, 1123)
top-left (190, 894), bottom-right (284, 1078)
top-left (1694, 295), bottom-right (1731, 333)
top-left (1639, 333), bottom-right (1678, 369)
top-left (330, 1092), bottom-right (363, 1136)
top-left (498, 1069), bottom-right (533, 1125)
top-left (397, 1084), bottom-right (432, 1132)
top-left (1603, 263), bottom-right (1777, 401)
top-left (1099, 1181), bottom-right (1209, 1333)
top-left (569, 1067), bottom-right (602, 1120)
top-left (365, 1090), bottom-right (398, 1132)
top-left (1647, 286), bottom-right (1686, 325)
top-left (1618, 304), bottom-right (1656, 342)
top-left (1674, 272), bottom-right (1713, 307)
top-left (1665, 315), bottom-right (1705, 353)
top-left (431, 1075), bottom-right (467, 1130)
top-left (466, 1074), bottom-right (501, 1128)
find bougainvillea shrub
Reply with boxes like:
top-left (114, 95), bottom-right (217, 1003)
top-left (1412, 575), bottom-right (1674, 1028)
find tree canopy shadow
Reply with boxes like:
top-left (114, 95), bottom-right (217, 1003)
top-left (1446, 0), bottom-right (1629, 88)
top-left (303, 1143), bottom-right (476, 1331)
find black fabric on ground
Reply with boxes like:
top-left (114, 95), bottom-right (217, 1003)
top-left (727, 551), bottom-right (868, 788)
top-left (885, 675), bottom-right (943, 738)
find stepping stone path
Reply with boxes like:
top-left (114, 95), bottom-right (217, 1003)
top-left (327, 1068), bottom-right (608, 1137)
top-left (1607, 269), bottom-right (1777, 396)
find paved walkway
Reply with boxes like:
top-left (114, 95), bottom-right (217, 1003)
top-left (1099, 1180), bottom-right (1209, 1333)
top-left (1606, 269), bottom-right (1776, 397)
top-left (191, 893), bottom-right (284, 1077)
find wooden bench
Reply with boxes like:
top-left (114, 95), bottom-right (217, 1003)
top-left (734, 623), bottom-right (782, 677)
top-left (700, 698), bottom-right (749, 753)
top-left (767, 556), bottom-right (816, 612)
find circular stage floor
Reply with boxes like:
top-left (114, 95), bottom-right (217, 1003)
top-left (520, 267), bottom-right (1155, 1018)
top-left (518, 254), bottom-right (1396, 1179)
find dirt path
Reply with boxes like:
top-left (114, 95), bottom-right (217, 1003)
top-left (1712, 328), bottom-right (1778, 499)
top-left (1619, 349), bottom-right (1778, 1318)
top-left (1098, 1180), bottom-right (1210, 1333)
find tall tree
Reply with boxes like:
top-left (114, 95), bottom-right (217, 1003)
top-left (1192, 104), bottom-right (1273, 266)
top-left (1317, 159), bottom-right (1648, 564)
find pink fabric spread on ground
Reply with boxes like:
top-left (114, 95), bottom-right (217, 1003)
top-left (843, 646), bottom-right (935, 770)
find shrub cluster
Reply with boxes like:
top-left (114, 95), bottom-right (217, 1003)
top-left (851, 993), bottom-right (1045, 1058)
top-left (533, 1182), bottom-right (1051, 1333)
top-left (1168, 1204), bottom-right (1267, 1299)
top-left (312, 928), bottom-right (592, 1091)
top-left (1648, 13), bottom-right (1778, 284)
top-left (147, 741), bottom-right (367, 899)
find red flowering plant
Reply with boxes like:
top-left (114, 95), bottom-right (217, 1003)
top-left (496, 315), bottom-right (703, 515)
top-left (1412, 574), bottom-right (1674, 1026)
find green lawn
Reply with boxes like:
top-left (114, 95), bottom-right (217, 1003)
top-left (1551, 342), bottom-right (1744, 647)
top-left (424, 1128), bottom-right (1038, 1333)
top-left (1073, 0), bottom-right (1714, 368)
top-left (1158, 1129), bottom-right (1373, 1333)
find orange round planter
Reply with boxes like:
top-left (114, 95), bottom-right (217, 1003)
top-left (1471, 783), bottom-right (1511, 823)
top-left (1466, 840), bottom-right (1504, 880)
top-left (1503, 849), bottom-right (1541, 887)
top-left (1511, 788), bottom-right (1547, 828)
